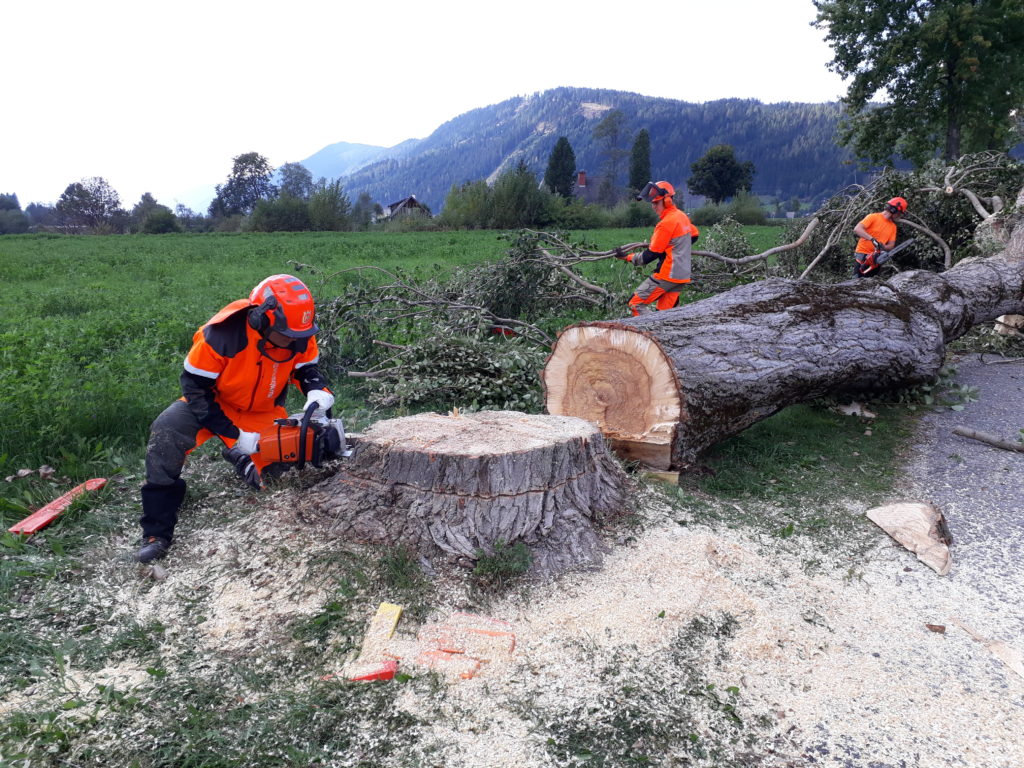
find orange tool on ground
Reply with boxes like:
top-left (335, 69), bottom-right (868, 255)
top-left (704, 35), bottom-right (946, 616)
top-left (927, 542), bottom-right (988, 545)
top-left (8, 478), bottom-right (107, 535)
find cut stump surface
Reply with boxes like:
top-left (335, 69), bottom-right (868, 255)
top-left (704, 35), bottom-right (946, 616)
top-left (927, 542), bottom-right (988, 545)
top-left (310, 411), bottom-right (632, 576)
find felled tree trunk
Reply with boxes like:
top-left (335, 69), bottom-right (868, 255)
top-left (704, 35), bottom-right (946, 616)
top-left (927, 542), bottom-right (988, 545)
top-left (309, 411), bottom-right (632, 576)
top-left (543, 251), bottom-right (1024, 470)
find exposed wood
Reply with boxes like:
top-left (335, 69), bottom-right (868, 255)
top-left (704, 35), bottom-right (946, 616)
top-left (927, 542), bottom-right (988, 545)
top-left (309, 411), bottom-right (633, 576)
top-left (952, 427), bottom-right (1024, 454)
top-left (543, 249), bottom-right (1024, 468)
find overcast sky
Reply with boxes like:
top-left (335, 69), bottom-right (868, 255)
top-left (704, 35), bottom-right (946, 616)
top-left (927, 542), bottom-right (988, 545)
top-left (2, 0), bottom-right (846, 211)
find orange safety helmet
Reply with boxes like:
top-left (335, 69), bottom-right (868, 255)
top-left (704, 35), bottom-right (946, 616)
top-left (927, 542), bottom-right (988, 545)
top-left (886, 197), bottom-right (908, 214)
top-left (636, 181), bottom-right (676, 203)
top-left (247, 274), bottom-right (319, 339)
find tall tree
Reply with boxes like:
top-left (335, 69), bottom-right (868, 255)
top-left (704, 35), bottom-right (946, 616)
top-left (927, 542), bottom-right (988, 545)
top-left (592, 109), bottom-right (628, 206)
top-left (0, 194), bottom-right (29, 234)
top-left (25, 203), bottom-right (59, 228)
top-left (308, 178), bottom-right (351, 231)
top-left (543, 136), bottom-right (577, 198)
top-left (209, 152), bottom-right (276, 217)
top-left (813, 0), bottom-right (1024, 165)
top-left (351, 192), bottom-right (382, 230)
top-left (628, 129), bottom-right (651, 192)
top-left (129, 192), bottom-right (172, 233)
top-left (491, 161), bottom-right (551, 228)
top-left (278, 162), bottom-right (315, 199)
top-left (687, 145), bottom-right (755, 205)
top-left (56, 177), bottom-right (125, 232)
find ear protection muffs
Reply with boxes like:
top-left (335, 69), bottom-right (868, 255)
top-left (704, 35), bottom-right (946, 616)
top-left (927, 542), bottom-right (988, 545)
top-left (248, 294), bottom-right (278, 334)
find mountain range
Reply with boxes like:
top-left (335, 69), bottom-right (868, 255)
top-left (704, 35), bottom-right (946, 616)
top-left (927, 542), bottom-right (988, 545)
top-left (299, 86), bottom-right (865, 214)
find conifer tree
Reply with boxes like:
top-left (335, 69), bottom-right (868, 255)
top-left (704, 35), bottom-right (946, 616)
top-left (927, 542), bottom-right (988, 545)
top-left (543, 137), bottom-right (577, 198)
top-left (629, 129), bottom-right (651, 192)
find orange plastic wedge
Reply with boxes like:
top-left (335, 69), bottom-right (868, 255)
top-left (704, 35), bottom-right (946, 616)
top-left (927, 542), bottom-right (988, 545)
top-left (8, 478), bottom-right (107, 535)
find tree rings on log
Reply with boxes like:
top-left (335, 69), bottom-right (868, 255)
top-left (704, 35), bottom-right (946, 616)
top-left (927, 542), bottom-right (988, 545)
top-left (308, 411), bottom-right (633, 577)
top-left (543, 325), bottom-right (681, 470)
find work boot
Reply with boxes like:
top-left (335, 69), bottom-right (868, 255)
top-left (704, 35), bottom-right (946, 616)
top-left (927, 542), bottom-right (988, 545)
top-left (136, 535), bottom-right (171, 563)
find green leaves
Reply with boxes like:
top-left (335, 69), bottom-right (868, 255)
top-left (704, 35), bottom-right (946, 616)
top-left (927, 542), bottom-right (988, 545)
top-left (814, 0), bottom-right (1024, 164)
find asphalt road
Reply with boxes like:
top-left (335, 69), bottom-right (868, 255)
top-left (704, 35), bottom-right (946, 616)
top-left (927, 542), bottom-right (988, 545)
top-left (901, 351), bottom-right (1024, 640)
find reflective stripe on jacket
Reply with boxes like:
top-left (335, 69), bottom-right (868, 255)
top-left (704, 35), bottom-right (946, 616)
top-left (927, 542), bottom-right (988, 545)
top-left (180, 299), bottom-right (324, 438)
top-left (632, 202), bottom-right (697, 283)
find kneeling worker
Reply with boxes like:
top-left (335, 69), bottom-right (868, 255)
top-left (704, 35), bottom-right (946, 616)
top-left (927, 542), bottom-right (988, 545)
top-left (136, 274), bottom-right (334, 563)
top-left (614, 180), bottom-right (700, 315)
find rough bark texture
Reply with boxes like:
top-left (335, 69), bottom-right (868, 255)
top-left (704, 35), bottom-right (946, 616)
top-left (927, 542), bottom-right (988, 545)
top-left (544, 250), bottom-right (1024, 469)
top-left (309, 411), bottom-right (632, 576)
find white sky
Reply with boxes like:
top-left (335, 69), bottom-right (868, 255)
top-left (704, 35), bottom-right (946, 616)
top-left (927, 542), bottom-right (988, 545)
top-left (1, 0), bottom-right (846, 211)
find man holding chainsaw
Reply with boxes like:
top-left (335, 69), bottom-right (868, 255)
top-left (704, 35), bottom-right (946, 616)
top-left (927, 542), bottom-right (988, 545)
top-left (136, 274), bottom-right (336, 563)
top-left (853, 197), bottom-right (907, 277)
top-left (613, 180), bottom-right (699, 315)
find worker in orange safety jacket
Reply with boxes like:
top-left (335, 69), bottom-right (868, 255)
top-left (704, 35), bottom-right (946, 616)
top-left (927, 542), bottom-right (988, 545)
top-left (614, 181), bottom-right (700, 315)
top-left (136, 274), bottom-right (333, 563)
top-left (853, 197), bottom-right (907, 277)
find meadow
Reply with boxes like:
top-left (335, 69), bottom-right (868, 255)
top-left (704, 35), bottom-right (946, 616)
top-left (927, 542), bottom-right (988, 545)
top-left (0, 227), bottom-right (782, 478)
top-left (0, 226), bottom-right (940, 768)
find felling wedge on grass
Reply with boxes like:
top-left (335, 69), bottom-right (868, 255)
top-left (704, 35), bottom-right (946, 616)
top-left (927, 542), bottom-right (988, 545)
top-left (543, 246), bottom-right (1024, 470)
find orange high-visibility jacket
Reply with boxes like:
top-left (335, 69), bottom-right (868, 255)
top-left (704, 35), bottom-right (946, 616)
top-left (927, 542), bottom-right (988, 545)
top-left (180, 299), bottom-right (327, 439)
top-left (629, 201), bottom-right (697, 282)
top-left (855, 212), bottom-right (897, 255)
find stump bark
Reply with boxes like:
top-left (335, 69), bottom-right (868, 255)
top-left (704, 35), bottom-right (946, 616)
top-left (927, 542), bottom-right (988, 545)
top-left (309, 411), bottom-right (632, 576)
top-left (543, 252), bottom-right (1024, 469)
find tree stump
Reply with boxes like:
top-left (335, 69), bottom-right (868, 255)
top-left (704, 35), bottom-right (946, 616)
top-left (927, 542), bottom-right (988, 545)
top-left (309, 411), bottom-right (632, 576)
top-left (544, 252), bottom-right (1024, 469)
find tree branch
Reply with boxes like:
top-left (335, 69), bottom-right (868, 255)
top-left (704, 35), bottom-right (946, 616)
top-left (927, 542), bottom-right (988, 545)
top-left (698, 217), bottom-right (820, 265)
top-left (899, 219), bottom-right (953, 269)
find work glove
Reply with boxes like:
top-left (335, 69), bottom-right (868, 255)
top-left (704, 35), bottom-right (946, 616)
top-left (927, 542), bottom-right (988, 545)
top-left (235, 430), bottom-right (260, 455)
top-left (870, 238), bottom-right (882, 250)
top-left (222, 447), bottom-right (262, 490)
top-left (304, 389), bottom-right (335, 416)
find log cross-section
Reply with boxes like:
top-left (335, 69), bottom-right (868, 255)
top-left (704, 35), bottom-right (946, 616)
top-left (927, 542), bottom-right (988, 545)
top-left (544, 252), bottom-right (1024, 469)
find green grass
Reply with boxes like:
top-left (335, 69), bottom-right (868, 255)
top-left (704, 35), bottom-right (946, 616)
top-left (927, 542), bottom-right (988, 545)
top-left (0, 230), bottom-right (509, 476)
top-left (533, 614), bottom-right (769, 767)
top-left (664, 401), bottom-right (913, 557)
top-left (0, 226), bottom-right (930, 767)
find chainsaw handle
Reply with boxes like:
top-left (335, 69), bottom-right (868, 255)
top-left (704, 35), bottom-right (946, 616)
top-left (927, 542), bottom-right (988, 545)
top-left (297, 399), bottom-right (319, 470)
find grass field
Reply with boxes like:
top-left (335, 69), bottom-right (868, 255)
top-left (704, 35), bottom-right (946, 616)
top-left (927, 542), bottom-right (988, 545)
top-left (0, 226), bottom-right (942, 767)
top-left (0, 226), bottom-right (789, 477)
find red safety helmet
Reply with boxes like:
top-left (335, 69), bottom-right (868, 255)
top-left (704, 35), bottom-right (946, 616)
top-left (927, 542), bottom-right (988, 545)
top-left (886, 197), bottom-right (908, 214)
top-left (636, 180), bottom-right (676, 203)
top-left (247, 274), bottom-right (319, 339)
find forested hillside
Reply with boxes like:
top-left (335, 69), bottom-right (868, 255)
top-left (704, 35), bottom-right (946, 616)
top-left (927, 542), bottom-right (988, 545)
top-left (310, 87), bottom-right (860, 212)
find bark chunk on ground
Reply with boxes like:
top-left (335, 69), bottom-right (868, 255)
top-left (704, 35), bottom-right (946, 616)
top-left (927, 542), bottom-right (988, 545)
top-left (309, 411), bottom-right (633, 577)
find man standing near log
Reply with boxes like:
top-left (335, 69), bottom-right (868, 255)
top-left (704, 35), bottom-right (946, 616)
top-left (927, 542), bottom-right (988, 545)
top-left (614, 181), bottom-right (700, 315)
top-left (853, 197), bottom-right (907, 277)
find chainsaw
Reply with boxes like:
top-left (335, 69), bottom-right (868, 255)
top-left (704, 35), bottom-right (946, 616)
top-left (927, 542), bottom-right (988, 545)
top-left (223, 400), bottom-right (351, 488)
top-left (854, 237), bottom-right (916, 277)
top-left (261, 399), bottom-right (352, 469)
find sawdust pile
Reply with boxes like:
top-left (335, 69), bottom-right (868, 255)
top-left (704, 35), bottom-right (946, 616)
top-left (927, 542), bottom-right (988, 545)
top-left (401, 493), bottom-right (1024, 767)
top-left (14, 454), bottom-right (1024, 767)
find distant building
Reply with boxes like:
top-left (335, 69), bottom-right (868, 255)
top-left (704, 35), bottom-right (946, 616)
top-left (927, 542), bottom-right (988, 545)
top-left (379, 195), bottom-right (432, 220)
top-left (572, 170), bottom-right (602, 205)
